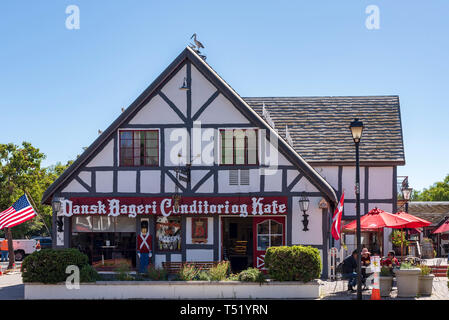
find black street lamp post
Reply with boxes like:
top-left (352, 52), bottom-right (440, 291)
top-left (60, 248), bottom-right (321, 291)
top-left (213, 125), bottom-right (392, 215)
top-left (349, 118), bottom-right (364, 300)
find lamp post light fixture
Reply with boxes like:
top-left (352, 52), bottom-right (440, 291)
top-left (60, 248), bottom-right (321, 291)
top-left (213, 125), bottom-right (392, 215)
top-left (52, 197), bottom-right (64, 233)
top-left (401, 186), bottom-right (413, 213)
top-left (298, 194), bottom-right (310, 231)
top-left (349, 118), bottom-right (364, 300)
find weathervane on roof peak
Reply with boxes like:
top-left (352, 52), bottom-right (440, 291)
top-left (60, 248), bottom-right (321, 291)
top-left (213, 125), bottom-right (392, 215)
top-left (189, 33), bottom-right (206, 60)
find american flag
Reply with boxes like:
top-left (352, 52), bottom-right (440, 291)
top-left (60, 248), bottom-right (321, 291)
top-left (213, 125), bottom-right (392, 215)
top-left (0, 194), bottom-right (37, 230)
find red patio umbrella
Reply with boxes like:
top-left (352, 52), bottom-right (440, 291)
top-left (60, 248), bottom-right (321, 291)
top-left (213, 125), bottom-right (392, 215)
top-left (390, 211), bottom-right (431, 229)
top-left (343, 208), bottom-right (412, 257)
top-left (343, 208), bottom-right (412, 231)
top-left (433, 220), bottom-right (449, 234)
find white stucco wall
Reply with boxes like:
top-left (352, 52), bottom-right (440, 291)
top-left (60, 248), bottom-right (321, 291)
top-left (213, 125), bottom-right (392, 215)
top-left (186, 217), bottom-right (214, 245)
top-left (191, 65), bottom-right (217, 117)
top-left (61, 179), bottom-right (88, 193)
top-left (128, 94), bottom-right (184, 125)
top-left (186, 249), bottom-right (214, 262)
top-left (342, 166), bottom-right (365, 200)
top-left (160, 64), bottom-right (187, 117)
top-left (197, 94), bottom-right (250, 124)
top-left (117, 171), bottom-right (136, 193)
top-left (291, 197), bottom-right (322, 245)
top-left (314, 166), bottom-right (339, 191)
top-left (164, 128), bottom-right (189, 166)
top-left (264, 169), bottom-right (283, 192)
top-left (95, 171), bottom-right (113, 193)
top-left (369, 167), bottom-right (393, 199)
top-left (86, 139), bottom-right (114, 167)
top-left (140, 170), bottom-right (161, 193)
top-left (78, 171), bottom-right (91, 187)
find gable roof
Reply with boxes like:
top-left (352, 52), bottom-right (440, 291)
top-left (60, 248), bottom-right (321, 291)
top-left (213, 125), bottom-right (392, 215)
top-left (245, 96), bottom-right (405, 165)
top-left (42, 47), bottom-right (338, 206)
top-left (408, 202), bottom-right (449, 226)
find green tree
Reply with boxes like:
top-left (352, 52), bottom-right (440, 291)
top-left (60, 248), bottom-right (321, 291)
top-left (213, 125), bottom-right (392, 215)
top-left (0, 142), bottom-right (72, 268)
top-left (414, 174), bottom-right (449, 201)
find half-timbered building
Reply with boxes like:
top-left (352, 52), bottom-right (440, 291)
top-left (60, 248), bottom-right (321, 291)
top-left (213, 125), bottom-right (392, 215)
top-left (42, 46), bottom-right (405, 278)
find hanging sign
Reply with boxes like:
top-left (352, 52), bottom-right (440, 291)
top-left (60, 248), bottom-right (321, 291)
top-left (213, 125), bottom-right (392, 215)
top-left (59, 196), bottom-right (288, 218)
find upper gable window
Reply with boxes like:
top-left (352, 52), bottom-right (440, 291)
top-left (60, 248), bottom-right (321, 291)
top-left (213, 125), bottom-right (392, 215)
top-left (119, 130), bottom-right (159, 166)
top-left (220, 129), bottom-right (258, 165)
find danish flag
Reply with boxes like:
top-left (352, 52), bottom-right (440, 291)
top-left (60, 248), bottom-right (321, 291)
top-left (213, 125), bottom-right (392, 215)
top-left (331, 192), bottom-right (344, 240)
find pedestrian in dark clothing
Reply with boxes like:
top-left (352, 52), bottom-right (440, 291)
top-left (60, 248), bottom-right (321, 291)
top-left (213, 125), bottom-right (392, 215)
top-left (342, 250), bottom-right (358, 292)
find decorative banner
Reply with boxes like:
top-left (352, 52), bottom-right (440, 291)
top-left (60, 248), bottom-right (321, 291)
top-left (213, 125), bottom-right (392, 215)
top-left (60, 196), bottom-right (288, 218)
top-left (192, 217), bottom-right (208, 243)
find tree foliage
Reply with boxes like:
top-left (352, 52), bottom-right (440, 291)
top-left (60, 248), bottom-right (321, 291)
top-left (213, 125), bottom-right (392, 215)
top-left (0, 142), bottom-right (72, 238)
top-left (413, 174), bottom-right (449, 201)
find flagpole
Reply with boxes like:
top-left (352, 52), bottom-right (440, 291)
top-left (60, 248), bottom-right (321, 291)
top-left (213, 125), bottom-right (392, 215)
top-left (24, 190), bottom-right (52, 238)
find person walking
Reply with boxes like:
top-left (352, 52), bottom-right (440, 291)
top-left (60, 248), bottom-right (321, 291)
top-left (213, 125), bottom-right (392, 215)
top-left (0, 239), bottom-right (9, 262)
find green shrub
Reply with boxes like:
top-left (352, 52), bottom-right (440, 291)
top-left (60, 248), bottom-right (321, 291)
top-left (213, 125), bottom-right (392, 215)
top-left (80, 264), bottom-right (100, 282)
top-left (418, 264), bottom-right (432, 276)
top-left (197, 271), bottom-right (211, 281)
top-left (21, 248), bottom-right (89, 284)
top-left (208, 261), bottom-right (230, 281)
top-left (226, 273), bottom-right (240, 281)
top-left (400, 262), bottom-right (413, 270)
top-left (178, 264), bottom-right (201, 281)
top-left (238, 268), bottom-right (265, 283)
top-left (147, 264), bottom-right (167, 281)
top-left (115, 262), bottom-right (134, 281)
top-left (264, 246), bottom-right (321, 282)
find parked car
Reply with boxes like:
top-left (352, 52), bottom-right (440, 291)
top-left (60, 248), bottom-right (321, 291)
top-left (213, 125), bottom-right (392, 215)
top-left (0, 238), bottom-right (37, 261)
top-left (31, 236), bottom-right (52, 249)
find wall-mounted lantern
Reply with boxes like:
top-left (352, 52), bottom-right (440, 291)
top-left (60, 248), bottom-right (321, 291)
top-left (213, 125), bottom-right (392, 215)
top-left (298, 194), bottom-right (310, 231)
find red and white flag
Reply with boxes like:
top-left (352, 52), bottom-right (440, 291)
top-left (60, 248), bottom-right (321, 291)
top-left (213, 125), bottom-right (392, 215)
top-left (331, 192), bottom-right (345, 240)
top-left (0, 194), bottom-right (37, 229)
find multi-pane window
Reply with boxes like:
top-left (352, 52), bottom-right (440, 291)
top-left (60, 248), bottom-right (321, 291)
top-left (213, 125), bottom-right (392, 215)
top-left (120, 130), bottom-right (159, 166)
top-left (256, 219), bottom-right (283, 251)
top-left (220, 129), bottom-right (258, 165)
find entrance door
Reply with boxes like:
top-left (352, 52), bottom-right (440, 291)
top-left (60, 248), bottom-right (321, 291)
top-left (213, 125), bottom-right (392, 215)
top-left (253, 216), bottom-right (285, 270)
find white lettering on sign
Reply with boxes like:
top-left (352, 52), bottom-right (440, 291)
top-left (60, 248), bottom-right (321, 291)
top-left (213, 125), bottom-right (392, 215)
top-left (60, 197), bottom-right (287, 217)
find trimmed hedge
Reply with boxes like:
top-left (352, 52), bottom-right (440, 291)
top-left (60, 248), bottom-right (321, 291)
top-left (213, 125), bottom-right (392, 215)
top-left (264, 245), bottom-right (322, 282)
top-left (21, 248), bottom-right (97, 283)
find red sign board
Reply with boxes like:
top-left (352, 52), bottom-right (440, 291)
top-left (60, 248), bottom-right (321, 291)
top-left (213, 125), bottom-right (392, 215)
top-left (60, 196), bottom-right (288, 217)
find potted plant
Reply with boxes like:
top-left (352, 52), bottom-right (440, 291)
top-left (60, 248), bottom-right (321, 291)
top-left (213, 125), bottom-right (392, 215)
top-left (395, 262), bottom-right (421, 298)
top-left (379, 266), bottom-right (393, 297)
top-left (418, 264), bottom-right (434, 296)
top-left (390, 230), bottom-right (409, 257)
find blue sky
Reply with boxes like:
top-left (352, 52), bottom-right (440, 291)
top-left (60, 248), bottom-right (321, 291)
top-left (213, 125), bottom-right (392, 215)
top-left (1, 1), bottom-right (448, 192)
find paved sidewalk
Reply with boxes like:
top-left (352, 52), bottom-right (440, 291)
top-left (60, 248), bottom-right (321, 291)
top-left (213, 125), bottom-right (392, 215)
top-left (320, 277), bottom-right (449, 300)
top-left (0, 272), bottom-right (24, 300)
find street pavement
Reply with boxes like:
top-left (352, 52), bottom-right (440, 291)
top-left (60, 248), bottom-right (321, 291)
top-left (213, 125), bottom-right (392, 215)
top-left (319, 277), bottom-right (449, 300)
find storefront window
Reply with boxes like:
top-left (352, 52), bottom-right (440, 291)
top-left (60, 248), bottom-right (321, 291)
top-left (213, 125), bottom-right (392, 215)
top-left (156, 216), bottom-right (181, 251)
top-left (71, 215), bottom-right (137, 269)
top-left (257, 219), bottom-right (283, 251)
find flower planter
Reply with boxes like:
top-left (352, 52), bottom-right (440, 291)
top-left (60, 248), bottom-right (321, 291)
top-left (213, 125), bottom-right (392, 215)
top-left (379, 276), bottom-right (393, 297)
top-left (418, 274), bottom-right (434, 296)
top-left (395, 268), bottom-right (421, 298)
top-left (24, 280), bottom-right (322, 300)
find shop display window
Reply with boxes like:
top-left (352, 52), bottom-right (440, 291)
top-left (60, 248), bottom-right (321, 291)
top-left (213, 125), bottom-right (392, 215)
top-left (156, 216), bottom-right (181, 251)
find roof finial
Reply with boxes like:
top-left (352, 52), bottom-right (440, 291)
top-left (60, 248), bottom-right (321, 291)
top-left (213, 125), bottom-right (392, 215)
top-left (189, 33), bottom-right (206, 60)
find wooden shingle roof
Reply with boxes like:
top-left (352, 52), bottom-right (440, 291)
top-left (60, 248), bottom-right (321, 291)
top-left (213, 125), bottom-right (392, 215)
top-left (408, 202), bottom-right (449, 226)
top-left (244, 96), bottom-right (405, 164)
